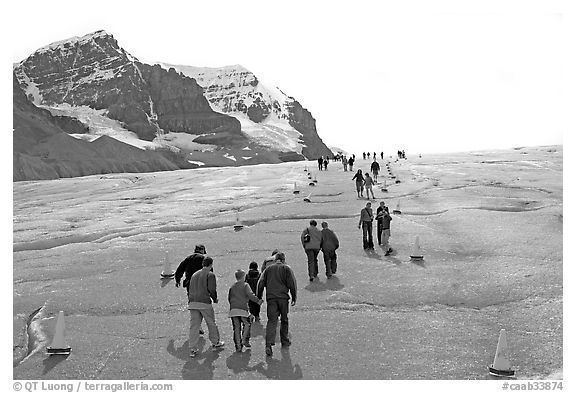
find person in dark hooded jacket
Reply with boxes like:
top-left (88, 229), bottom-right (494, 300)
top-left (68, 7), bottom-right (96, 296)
top-left (320, 222), bottom-right (340, 278)
top-left (245, 261), bottom-right (262, 321)
top-left (175, 244), bottom-right (207, 335)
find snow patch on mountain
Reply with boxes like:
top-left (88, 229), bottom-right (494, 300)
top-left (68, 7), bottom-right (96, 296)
top-left (231, 113), bottom-right (303, 153)
top-left (40, 103), bottom-right (218, 153)
top-left (159, 133), bottom-right (217, 152)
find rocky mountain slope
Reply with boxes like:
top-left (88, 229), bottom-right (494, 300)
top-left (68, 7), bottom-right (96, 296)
top-left (12, 75), bottom-right (180, 181)
top-left (160, 64), bottom-right (333, 159)
top-left (13, 30), bottom-right (332, 181)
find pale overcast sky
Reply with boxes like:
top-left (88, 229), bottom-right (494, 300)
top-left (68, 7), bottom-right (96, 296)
top-left (9, 0), bottom-right (568, 155)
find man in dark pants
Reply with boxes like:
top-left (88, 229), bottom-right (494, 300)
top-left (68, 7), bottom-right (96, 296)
top-left (320, 221), bottom-right (340, 278)
top-left (358, 202), bottom-right (375, 250)
top-left (257, 252), bottom-right (297, 357)
top-left (175, 244), bottom-right (207, 334)
top-left (301, 220), bottom-right (323, 282)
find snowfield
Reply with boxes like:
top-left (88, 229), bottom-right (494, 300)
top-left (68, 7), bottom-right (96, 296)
top-left (13, 146), bottom-right (562, 380)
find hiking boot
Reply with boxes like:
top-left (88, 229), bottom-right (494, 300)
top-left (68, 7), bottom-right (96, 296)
top-left (211, 341), bottom-right (225, 351)
top-left (309, 277), bottom-right (314, 282)
top-left (281, 340), bottom-right (291, 348)
top-left (265, 346), bottom-right (273, 356)
top-left (243, 341), bottom-right (251, 348)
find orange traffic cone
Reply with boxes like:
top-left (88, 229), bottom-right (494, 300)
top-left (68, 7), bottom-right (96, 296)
top-left (410, 236), bottom-right (424, 260)
top-left (392, 201), bottom-right (401, 214)
top-left (46, 311), bottom-right (71, 355)
top-left (488, 329), bottom-right (515, 377)
top-left (160, 251), bottom-right (174, 278)
top-left (303, 192), bottom-right (312, 203)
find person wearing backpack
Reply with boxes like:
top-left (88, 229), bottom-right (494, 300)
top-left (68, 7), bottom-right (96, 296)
top-left (301, 220), bottom-right (322, 282)
top-left (175, 244), bottom-right (207, 335)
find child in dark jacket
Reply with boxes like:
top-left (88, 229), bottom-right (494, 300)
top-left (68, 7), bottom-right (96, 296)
top-left (229, 269), bottom-right (263, 352)
top-left (245, 261), bottom-right (262, 321)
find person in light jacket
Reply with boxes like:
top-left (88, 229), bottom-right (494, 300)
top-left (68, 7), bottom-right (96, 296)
top-left (228, 269), bottom-right (263, 352)
top-left (301, 219), bottom-right (323, 282)
top-left (358, 202), bottom-right (375, 250)
top-left (187, 257), bottom-right (224, 357)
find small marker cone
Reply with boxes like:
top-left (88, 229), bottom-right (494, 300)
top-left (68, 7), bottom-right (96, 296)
top-left (233, 210), bottom-right (244, 231)
top-left (488, 329), bottom-right (515, 377)
top-left (313, 176), bottom-right (318, 183)
top-left (293, 182), bottom-right (300, 194)
top-left (160, 251), bottom-right (175, 278)
top-left (410, 236), bottom-right (424, 260)
top-left (46, 311), bottom-right (71, 355)
top-left (392, 201), bottom-right (401, 214)
top-left (381, 179), bottom-right (388, 192)
top-left (309, 181), bottom-right (315, 186)
top-left (303, 192), bottom-right (312, 203)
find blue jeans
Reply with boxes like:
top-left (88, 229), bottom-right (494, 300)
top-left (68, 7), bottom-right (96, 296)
top-left (189, 307), bottom-right (220, 351)
top-left (322, 249), bottom-right (337, 276)
top-left (231, 316), bottom-right (251, 350)
top-left (305, 248), bottom-right (320, 279)
top-left (362, 221), bottom-right (374, 249)
top-left (265, 298), bottom-right (290, 346)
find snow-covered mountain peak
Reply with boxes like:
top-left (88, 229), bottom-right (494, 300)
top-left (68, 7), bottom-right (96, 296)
top-left (34, 30), bottom-right (116, 54)
top-left (158, 63), bottom-right (292, 117)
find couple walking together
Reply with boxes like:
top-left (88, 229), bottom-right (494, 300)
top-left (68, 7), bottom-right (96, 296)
top-left (358, 201), bottom-right (393, 254)
top-left (301, 220), bottom-right (340, 282)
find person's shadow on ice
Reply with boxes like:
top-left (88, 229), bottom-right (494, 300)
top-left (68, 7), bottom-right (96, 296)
top-left (305, 276), bottom-right (344, 293)
top-left (225, 351), bottom-right (261, 374)
top-left (167, 338), bottom-right (220, 380)
top-left (253, 348), bottom-right (303, 379)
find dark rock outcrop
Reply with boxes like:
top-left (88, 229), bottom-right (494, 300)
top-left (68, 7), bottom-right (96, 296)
top-left (285, 100), bottom-right (332, 159)
top-left (13, 75), bottom-right (180, 181)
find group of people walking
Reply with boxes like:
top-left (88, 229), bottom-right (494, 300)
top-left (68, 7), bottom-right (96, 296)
top-left (320, 154), bottom-right (357, 172)
top-left (363, 151), bottom-right (385, 160)
top-left (351, 158), bottom-right (381, 199)
top-left (175, 245), bottom-right (297, 358)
